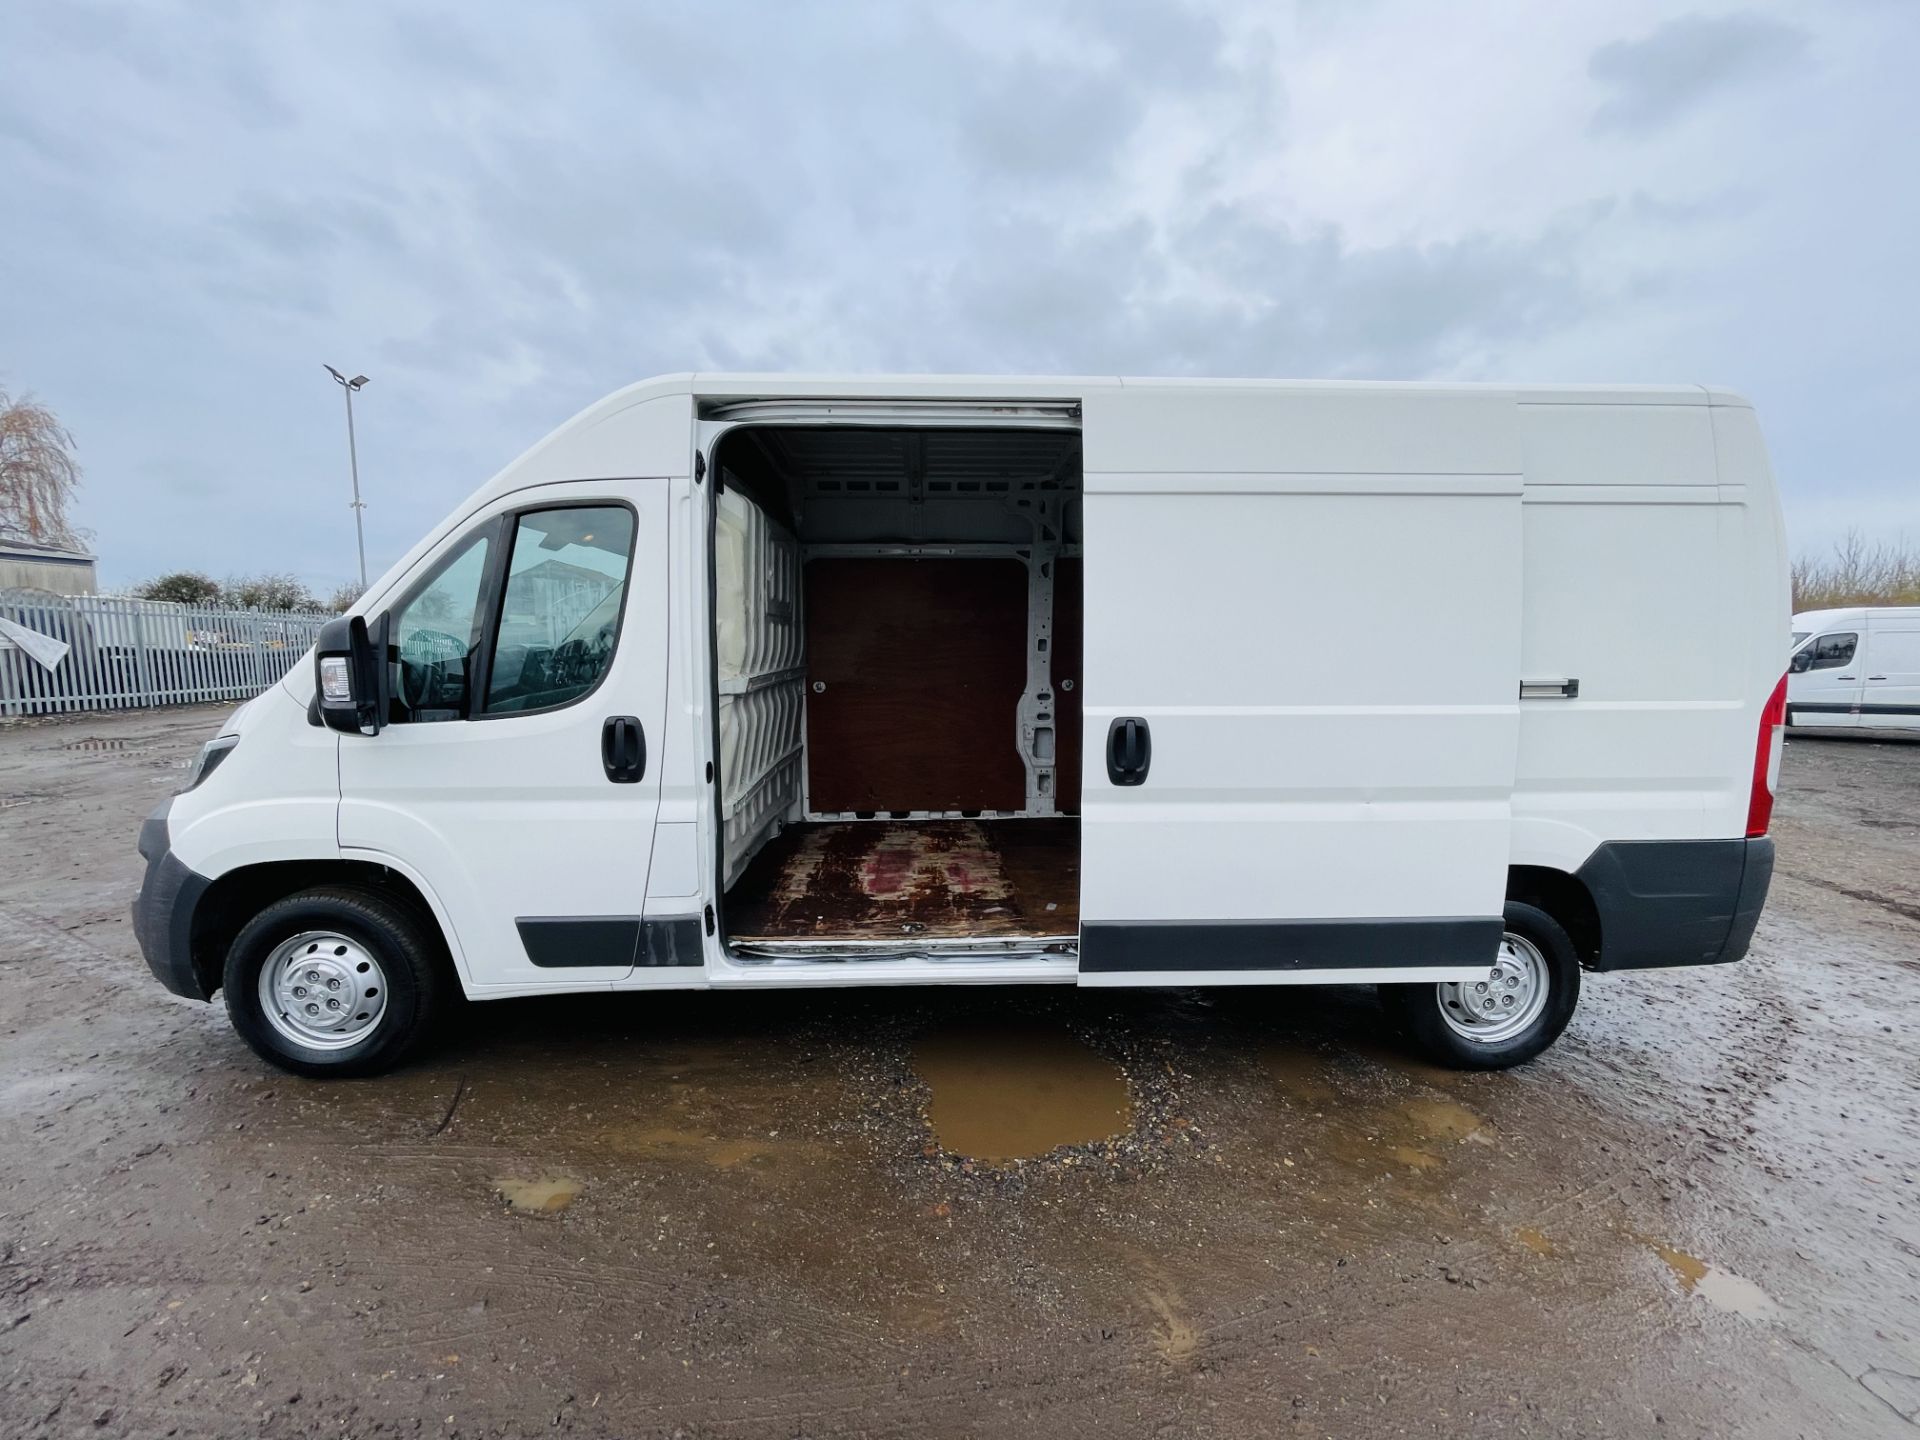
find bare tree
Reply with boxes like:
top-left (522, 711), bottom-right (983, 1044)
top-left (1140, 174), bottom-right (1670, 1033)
top-left (1792, 528), bottom-right (1920, 610)
top-left (0, 387), bottom-right (85, 546)
top-left (323, 581), bottom-right (364, 613)
top-left (225, 573), bottom-right (321, 612)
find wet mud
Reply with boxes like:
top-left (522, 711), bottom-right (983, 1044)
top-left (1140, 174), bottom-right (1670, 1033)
top-left (3, 710), bottom-right (1919, 1437)
top-left (911, 1019), bottom-right (1131, 1161)
top-left (1644, 1240), bottom-right (1780, 1319)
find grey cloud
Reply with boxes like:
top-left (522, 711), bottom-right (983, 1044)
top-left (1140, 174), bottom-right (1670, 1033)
top-left (1, 0), bottom-right (1914, 588)
top-left (958, 61), bottom-right (1144, 182)
top-left (839, 201), bottom-right (1593, 384)
top-left (1626, 187), bottom-right (1760, 225)
top-left (1084, 0), bottom-right (1231, 92)
top-left (381, 8), bottom-right (518, 89)
top-left (948, 5), bottom-right (1232, 186)
top-left (1589, 12), bottom-right (1808, 135)
top-left (222, 190), bottom-right (409, 266)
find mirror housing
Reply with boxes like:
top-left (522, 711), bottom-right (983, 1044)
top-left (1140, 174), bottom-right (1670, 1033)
top-left (314, 614), bottom-right (385, 734)
top-left (1788, 649), bottom-right (1813, 674)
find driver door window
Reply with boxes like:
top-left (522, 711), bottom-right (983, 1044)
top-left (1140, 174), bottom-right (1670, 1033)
top-left (482, 505), bottom-right (635, 715)
top-left (1810, 632), bottom-right (1858, 670)
top-left (388, 529), bottom-right (493, 723)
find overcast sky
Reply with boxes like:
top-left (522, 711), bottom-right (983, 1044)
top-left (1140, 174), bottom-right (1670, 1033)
top-left (2, 0), bottom-right (1915, 591)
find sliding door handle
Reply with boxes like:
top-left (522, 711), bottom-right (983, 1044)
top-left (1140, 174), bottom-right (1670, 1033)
top-left (1106, 716), bottom-right (1152, 786)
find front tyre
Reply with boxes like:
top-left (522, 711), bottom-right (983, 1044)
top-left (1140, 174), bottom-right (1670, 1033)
top-left (1380, 901), bottom-right (1581, 1070)
top-left (223, 887), bottom-right (450, 1078)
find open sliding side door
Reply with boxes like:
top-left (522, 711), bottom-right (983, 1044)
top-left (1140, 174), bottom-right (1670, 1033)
top-left (1076, 384), bottom-right (1523, 985)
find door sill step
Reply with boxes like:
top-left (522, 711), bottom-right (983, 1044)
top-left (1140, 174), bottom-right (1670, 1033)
top-left (709, 953), bottom-right (1079, 988)
top-left (727, 934), bottom-right (1078, 962)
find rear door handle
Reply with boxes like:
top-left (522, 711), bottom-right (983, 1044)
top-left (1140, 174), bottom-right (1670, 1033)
top-left (1106, 716), bottom-right (1152, 786)
top-left (601, 715), bottom-right (646, 783)
top-left (1868, 675), bottom-right (1888, 681)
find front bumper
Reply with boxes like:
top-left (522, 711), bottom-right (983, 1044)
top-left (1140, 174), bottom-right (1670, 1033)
top-left (133, 799), bottom-right (214, 1000)
top-left (1576, 836), bottom-right (1775, 971)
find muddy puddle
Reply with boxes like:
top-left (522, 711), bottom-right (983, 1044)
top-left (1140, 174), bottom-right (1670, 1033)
top-left (1324, 1093), bottom-right (1486, 1173)
top-left (1260, 1044), bottom-right (1340, 1106)
top-left (1647, 1241), bottom-right (1780, 1318)
top-left (495, 1176), bottom-right (583, 1213)
top-left (912, 1020), bottom-right (1130, 1162)
top-left (1262, 1043), bottom-right (1489, 1173)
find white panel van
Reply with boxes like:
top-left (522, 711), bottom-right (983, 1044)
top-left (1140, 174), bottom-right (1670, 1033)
top-left (1787, 606), bottom-right (1920, 730)
top-left (132, 376), bottom-right (1789, 1076)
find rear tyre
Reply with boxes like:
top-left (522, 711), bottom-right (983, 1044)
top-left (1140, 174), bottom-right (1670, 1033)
top-left (223, 887), bottom-right (450, 1078)
top-left (1380, 901), bottom-right (1581, 1070)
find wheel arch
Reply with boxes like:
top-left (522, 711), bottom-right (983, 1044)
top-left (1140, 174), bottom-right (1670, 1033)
top-left (1505, 864), bottom-right (1602, 969)
top-left (189, 860), bottom-right (456, 999)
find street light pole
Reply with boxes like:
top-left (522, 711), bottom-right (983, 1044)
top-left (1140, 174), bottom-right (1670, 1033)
top-left (324, 365), bottom-right (371, 590)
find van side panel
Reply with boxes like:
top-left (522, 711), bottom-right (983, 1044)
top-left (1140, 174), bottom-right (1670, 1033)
top-left (1860, 611), bottom-right (1920, 726)
top-left (1513, 397), bottom-right (1785, 969)
top-left (1511, 399), bottom-right (1777, 871)
top-left (1079, 385), bottom-right (1522, 980)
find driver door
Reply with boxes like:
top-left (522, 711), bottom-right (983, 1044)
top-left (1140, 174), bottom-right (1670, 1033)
top-left (1792, 631), bottom-right (1863, 728)
top-left (338, 479), bottom-right (672, 992)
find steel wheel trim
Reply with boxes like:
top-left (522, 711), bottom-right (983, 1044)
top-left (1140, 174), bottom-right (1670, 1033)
top-left (258, 931), bottom-right (389, 1051)
top-left (1437, 933), bottom-right (1550, 1045)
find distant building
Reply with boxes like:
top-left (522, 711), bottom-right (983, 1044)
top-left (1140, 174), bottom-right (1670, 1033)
top-left (0, 536), bottom-right (98, 596)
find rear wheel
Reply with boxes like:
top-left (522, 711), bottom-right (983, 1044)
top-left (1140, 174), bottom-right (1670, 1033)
top-left (1381, 901), bottom-right (1580, 1070)
top-left (223, 887), bottom-right (450, 1078)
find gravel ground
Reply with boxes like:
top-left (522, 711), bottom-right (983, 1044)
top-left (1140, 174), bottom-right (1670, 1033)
top-left (2, 705), bottom-right (1917, 1438)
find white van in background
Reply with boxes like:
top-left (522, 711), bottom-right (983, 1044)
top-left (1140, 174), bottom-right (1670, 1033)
top-left (132, 375), bottom-right (1789, 1078)
top-left (1787, 607), bottom-right (1920, 730)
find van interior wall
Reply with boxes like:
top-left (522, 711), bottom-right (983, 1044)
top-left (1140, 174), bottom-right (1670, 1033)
top-left (712, 425), bottom-right (1083, 932)
top-left (714, 487), bottom-right (804, 889)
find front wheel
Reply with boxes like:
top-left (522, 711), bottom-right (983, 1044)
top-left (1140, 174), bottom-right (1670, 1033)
top-left (223, 887), bottom-right (450, 1078)
top-left (1380, 902), bottom-right (1581, 1070)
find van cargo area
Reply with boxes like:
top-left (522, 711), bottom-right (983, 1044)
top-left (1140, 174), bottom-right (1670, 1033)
top-left (710, 424), bottom-right (1082, 957)
top-left (725, 818), bottom-right (1080, 949)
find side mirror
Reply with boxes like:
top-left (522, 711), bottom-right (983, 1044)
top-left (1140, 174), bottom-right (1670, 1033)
top-left (314, 614), bottom-right (386, 734)
top-left (1788, 649), bottom-right (1813, 674)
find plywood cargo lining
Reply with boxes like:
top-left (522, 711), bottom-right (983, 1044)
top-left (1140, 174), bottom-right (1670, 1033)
top-left (803, 557), bottom-right (1032, 815)
top-left (725, 819), bottom-right (1079, 942)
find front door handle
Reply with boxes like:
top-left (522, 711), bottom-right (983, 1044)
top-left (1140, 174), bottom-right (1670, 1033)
top-left (601, 715), bottom-right (646, 784)
top-left (1106, 716), bottom-right (1152, 786)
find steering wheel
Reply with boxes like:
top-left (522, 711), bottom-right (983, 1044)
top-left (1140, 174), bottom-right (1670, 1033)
top-left (398, 631), bottom-right (462, 712)
top-left (549, 637), bottom-right (592, 690)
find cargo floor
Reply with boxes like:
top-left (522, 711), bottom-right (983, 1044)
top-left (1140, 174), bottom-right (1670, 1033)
top-left (725, 819), bottom-right (1080, 942)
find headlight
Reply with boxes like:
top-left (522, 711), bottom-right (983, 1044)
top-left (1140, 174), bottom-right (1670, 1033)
top-left (180, 735), bottom-right (240, 793)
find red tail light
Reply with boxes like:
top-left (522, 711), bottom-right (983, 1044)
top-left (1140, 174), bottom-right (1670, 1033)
top-left (1746, 673), bottom-right (1788, 837)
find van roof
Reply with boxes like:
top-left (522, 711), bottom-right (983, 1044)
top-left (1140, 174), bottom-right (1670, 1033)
top-left (451, 373), bottom-right (1753, 518)
top-left (1793, 606), bottom-right (1920, 628)
top-left (593, 372), bottom-right (1748, 408)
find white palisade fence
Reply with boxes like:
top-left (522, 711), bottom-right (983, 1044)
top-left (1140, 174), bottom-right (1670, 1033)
top-left (0, 590), bottom-right (328, 717)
